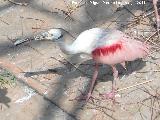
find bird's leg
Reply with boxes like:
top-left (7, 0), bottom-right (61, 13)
top-left (100, 66), bottom-right (118, 100)
top-left (120, 62), bottom-right (126, 70)
top-left (85, 63), bottom-right (99, 101)
top-left (153, 0), bottom-right (160, 27)
top-left (153, 0), bottom-right (160, 36)
top-left (74, 63), bottom-right (99, 102)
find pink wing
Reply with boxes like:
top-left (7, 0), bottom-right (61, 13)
top-left (92, 33), bottom-right (149, 65)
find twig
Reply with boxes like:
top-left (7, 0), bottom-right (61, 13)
top-left (54, 8), bottom-right (74, 21)
top-left (123, 6), bottom-right (136, 17)
top-left (145, 60), bottom-right (160, 69)
top-left (117, 80), bottom-right (153, 92)
top-left (0, 17), bottom-right (9, 25)
top-left (58, 0), bottom-right (85, 20)
top-left (145, 29), bottom-right (160, 42)
top-left (86, 106), bottom-right (116, 120)
top-left (106, 13), bottom-right (124, 28)
top-left (137, 70), bottom-right (160, 73)
top-left (151, 98), bottom-right (154, 120)
top-left (7, 0), bottom-right (29, 6)
top-left (19, 16), bottom-right (45, 23)
top-left (138, 103), bottom-right (146, 120)
top-left (139, 102), bottom-right (160, 111)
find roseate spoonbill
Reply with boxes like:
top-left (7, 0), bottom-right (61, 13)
top-left (153, 0), bottom-right (160, 28)
top-left (14, 28), bottom-right (149, 101)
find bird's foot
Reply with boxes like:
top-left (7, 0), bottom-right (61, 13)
top-left (100, 91), bottom-right (115, 100)
top-left (155, 19), bottom-right (160, 29)
top-left (158, 20), bottom-right (160, 28)
top-left (99, 89), bottom-right (117, 101)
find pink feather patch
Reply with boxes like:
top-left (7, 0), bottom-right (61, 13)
top-left (92, 43), bottom-right (122, 56)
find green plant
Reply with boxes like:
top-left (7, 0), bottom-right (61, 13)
top-left (0, 68), bottom-right (16, 88)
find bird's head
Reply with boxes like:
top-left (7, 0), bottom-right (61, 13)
top-left (43, 28), bottom-right (64, 41)
top-left (45, 28), bottom-right (76, 54)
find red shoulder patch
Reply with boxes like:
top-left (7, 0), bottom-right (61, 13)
top-left (92, 43), bottom-right (122, 56)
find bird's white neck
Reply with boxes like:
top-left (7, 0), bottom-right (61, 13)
top-left (57, 38), bottom-right (78, 55)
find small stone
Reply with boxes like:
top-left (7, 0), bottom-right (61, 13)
top-left (115, 93), bottom-right (121, 98)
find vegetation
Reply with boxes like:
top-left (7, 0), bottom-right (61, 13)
top-left (0, 68), bottom-right (16, 88)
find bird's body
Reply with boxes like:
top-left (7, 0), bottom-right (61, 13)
top-left (57, 28), bottom-right (148, 64)
top-left (14, 27), bottom-right (149, 101)
top-left (66, 28), bottom-right (149, 101)
top-left (59, 28), bottom-right (107, 54)
top-left (91, 30), bottom-right (148, 65)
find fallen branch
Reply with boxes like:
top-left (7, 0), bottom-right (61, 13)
top-left (0, 59), bottom-right (47, 94)
top-left (117, 80), bottom-right (153, 92)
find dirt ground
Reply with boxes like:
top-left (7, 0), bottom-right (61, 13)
top-left (0, 0), bottom-right (160, 120)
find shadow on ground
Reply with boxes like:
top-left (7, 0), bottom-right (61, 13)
top-left (24, 58), bottom-right (146, 81)
top-left (22, 57), bottom-right (147, 119)
top-left (0, 88), bottom-right (11, 108)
